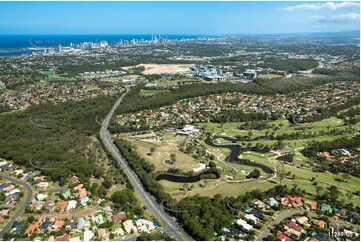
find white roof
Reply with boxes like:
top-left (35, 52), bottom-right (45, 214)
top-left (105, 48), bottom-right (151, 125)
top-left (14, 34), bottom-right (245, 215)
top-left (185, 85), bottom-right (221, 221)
top-left (67, 200), bottom-right (77, 210)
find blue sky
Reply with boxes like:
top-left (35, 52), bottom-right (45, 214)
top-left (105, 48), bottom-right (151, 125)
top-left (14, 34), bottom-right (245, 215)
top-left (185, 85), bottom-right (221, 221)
top-left (0, 1), bottom-right (359, 34)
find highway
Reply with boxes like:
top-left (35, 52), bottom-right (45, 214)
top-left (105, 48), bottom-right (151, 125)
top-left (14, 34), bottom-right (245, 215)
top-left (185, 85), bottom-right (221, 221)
top-left (0, 172), bottom-right (33, 238)
top-left (100, 88), bottom-right (193, 241)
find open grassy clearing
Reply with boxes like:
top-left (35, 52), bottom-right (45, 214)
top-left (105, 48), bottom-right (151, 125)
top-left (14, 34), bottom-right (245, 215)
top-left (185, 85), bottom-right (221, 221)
top-left (140, 89), bottom-right (171, 96)
top-left (129, 138), bottom-right (200, 172)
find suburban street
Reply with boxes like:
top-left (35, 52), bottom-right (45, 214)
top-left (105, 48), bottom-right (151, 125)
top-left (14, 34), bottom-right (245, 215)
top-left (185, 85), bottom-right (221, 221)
top-left (0, 172), bottom-right (33, 238)
top-left (100, 88), bottom-right (193, 241)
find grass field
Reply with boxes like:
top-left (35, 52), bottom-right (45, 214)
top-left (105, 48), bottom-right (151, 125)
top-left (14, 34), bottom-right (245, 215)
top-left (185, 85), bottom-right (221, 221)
top-left (258, 74), bottom-right (284, 79)
top-left (140, 89), bottom-right (171, 96)
top-left (129, 137), bottom-right (200, 172)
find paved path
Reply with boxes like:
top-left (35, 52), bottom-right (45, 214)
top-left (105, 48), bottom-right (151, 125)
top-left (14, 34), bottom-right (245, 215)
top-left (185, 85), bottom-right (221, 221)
top-left (0, 172), bottom-right (33, 238)
top-left (100, 88), bottom-right (193, 241)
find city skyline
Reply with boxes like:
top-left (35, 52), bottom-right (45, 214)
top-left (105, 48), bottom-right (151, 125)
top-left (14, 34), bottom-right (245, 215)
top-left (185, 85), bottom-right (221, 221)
top-left (0, 1), bottom-right (359, 35)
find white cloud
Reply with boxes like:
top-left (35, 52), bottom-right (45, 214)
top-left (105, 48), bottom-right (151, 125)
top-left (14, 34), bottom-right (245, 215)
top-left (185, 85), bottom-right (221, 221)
top-left (315, 13), bottom-right (360, 23)
top-left (280, 1), bottom-right (359, 12)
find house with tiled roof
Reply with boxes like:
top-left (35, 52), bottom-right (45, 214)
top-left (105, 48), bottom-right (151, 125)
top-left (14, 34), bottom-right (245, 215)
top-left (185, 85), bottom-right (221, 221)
top-left (25, 222), bottom-right (40, 235)
top-left (313, 220), bottom-right (325, 229)
top-left (43, 201), bottom-right (56, 212)
top-left (285, 220), bottom-right (302, 232)
top-left (112, 212), bottom-right (126, 223)
top-left (55, 234), bottom-right (69, 241)
top-left (281, 197), bottom-right (292, 207)
top-left (289, 197), bottom-right (303, 207)
top-left (276, 231), bottom-right (292, 241)
top-left (51, 219), bottom-right (64, 231)
top-left (304, 200), bottom-right (317, 210)
top-left (57, 201), bottom-right (67, 211)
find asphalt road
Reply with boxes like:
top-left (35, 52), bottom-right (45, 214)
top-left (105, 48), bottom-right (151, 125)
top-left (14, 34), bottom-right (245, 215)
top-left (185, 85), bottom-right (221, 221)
top-left (100, 89), bottom-right (193, 241)
top-left (0, 172), bottom-right (33, 238)
top-left (257, 210), bottom-right (304, 241)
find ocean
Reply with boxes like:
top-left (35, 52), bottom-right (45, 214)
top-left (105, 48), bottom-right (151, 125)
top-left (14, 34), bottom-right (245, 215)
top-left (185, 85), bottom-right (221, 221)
top-left (0, 34), bottom-right (207, 56)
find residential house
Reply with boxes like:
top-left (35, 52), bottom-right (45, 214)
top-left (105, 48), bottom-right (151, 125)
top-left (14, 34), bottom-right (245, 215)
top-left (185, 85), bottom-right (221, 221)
top-left (11, 222), bottom-right (24, 234)
top-left (62, 191), bottom-right (71, 199)
top-left (65, 220), bottom-right (76, 230)
top-left (123, 220), bottom-right (137, 234)
top-left (25, 222), bottom-right (40, 235)
top-left (254, 200), bottom-right (269, 210)
top-left (57, 201), bottom-right (68, 211)
top-left (43, 201), bottom-right (56, 212)
top-left (235, 218), bottom-right (253, 231)
top-left (313, 220), bottom-right (325, 229)
top-left (36, 193), bottom-right (47, 201)
top-left (68, 176), bottom-right (79, 184)
top-left (266, 197), bottom-right (279, 207)
top-left (336, 208), bottom-right (347, 219)
top-left (93, 214), bottom-right (105, 225)
top-left (285, 220), bottom-right (302, 232)
top-left (296, 216), bottom-right (310, 227)
top-left (276, 231), bottom-right (292, 241)
top-left (245, 214), bottom-right (259, 224)
top-left (135, 219), bottom-right (156, 233)
top-left (77, 217), bottom-right (91, 230)
top-left (315, 234), bottom-right (330, 241)
top-left (55, 234), bottom-right (69, 241)
top-left (93, 196), bottom-right (101, 204)
top-left (112, 212), bottom-right (126, 223)
top-left (289, 197), bottom-right (303, 207)
top-left (113, 228), bottom-right (125, 237)
top-left (285, 228), bottom-right (302, 239)
top-left (281, 197), bottom-right (292, 207)
top-left (67, 200), bottom-right (77, 211)
top-left (102, 206), bottom-right (113, 214)
top-left (83, 229), bottom-right (95, 241)
top-left (305, 200), bottom-right (317, 210)
top-left (226, 228), bottom-right (245, 238)
top-left (80, 196), bottom-right (89, 206)
top-left (321, 204), bottom-right (332, 214)
top-left (39, 221), bottom-right (53, 232)
top-left (97, 228), bottom-right (108, 240)
top-left (51, 219), bottom-right (64, 231)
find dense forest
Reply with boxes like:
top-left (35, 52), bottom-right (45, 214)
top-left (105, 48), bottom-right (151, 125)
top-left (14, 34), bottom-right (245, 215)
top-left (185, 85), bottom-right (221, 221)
top-left (258, 58), bottom-right (319, 72)
top-left (0, 94), bottom-right (119, 185)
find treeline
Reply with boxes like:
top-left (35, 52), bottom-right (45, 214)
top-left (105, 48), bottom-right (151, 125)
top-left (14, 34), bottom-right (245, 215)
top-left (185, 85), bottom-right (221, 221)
top-left (302, 135), bottom-right (360, 158)
top-left (258, 58), bottom-right (319, 73)
top-left (57, 62), bottom-right (136, 76)
top-left (312, 68), bottom-right (360, 77)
